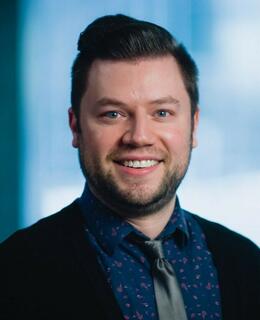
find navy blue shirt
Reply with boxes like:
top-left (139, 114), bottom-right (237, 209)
top-left (79, 185), bottom-right (222, 319)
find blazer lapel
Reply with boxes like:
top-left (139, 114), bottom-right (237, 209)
top-left (63, 201), bottom-right (124, 320)
top-left (192, 214), bottom-right (239, 320)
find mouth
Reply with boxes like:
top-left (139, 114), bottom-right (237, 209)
top-left (115, 159), bottom-right (161, 169)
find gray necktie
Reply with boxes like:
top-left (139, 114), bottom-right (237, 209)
top-left (142, 240), bottom-right (188, 320)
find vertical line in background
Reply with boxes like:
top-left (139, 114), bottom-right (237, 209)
top-left (0, 0), bottom-right (20, 242)
top-left (18, 0), bottom-right (45, 228)
top-left (17, 0), bottom-right (28, 229)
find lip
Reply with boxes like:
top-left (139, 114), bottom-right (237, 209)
top-left (113, 155), bottom-right (163, 162)
top-left (114, 160), bottom-right (161, 177)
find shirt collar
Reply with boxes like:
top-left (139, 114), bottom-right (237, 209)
top-left (158, 197), bottom-right (190, 244)
top-left (78, 184), bottom-right (134, 255)
top-left (78, 183), bottom-right (190, 255)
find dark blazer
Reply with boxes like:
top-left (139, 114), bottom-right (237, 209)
top-left (0, 201), bottom-right (259, 319)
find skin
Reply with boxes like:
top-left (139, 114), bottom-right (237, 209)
top-left (69, 55), bottom-right (199, 239)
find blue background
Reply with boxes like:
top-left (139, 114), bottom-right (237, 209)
top-left (1, 0), bottom-right (259, 244)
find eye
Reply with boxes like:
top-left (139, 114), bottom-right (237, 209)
top-left (103, 111), bottom-right (120, 119)
top-left (156, 110), bottom-right (170, 117)
top-left (98, 109), bottom-right (127, 123)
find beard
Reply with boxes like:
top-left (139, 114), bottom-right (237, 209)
top-left (78, 144), bottom-right (192, 219)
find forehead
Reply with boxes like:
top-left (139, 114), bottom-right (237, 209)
top-left (83, 56), bottom-right (189, 105)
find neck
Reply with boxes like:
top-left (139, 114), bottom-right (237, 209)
top-left (87, 184), bottom-right (177, 239)
top-left (126, 197), bottom-right (176, 239)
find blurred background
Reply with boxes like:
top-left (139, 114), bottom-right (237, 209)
top-left (0, 0), bottom-right (259, 244)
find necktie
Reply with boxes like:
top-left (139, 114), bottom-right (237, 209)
top-left (141, 240), bottom-right (187, 320)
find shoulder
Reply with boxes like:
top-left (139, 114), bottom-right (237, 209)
top-left (192, 212), bottom-right (258, 249)
top-left (0, 200), bottom-right (84, 260)
top-left (185, 210), bottom-right (259, 266)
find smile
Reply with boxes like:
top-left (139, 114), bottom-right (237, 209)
top-left (122, 160), bottom-right (159, 168)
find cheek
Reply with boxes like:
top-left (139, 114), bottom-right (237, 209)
top-left (160, 130), bottom-right (176, 142)
top-left (82, 125), bottom-right (118, 157)
top-left (160, 126), bottom-right (191, 153)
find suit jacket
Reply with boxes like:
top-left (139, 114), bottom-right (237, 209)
top-left (0, 201), bottom-right (259, 319)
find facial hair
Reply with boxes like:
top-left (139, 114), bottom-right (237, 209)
top-left (78, 143), bottom-right (192, 219)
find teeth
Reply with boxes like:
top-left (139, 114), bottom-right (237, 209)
top-left (123, 160), bottom-right (159, 168)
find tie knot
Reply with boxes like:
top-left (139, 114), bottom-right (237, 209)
top-left (142, 240), bottom-right (165, 260)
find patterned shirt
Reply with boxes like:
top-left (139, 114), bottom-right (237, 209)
top-left (78, 185), bottom-right (222, 319)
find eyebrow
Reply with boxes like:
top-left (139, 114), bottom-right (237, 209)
top-left (94, 95), bottom-right (180, 108)
top-left (149, 96), bottom-right (180, 106)
top-left (95, 97), bottom-right (127, 108)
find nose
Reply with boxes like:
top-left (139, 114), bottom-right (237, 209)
top-left (121, 114), bottom-right (155, 147)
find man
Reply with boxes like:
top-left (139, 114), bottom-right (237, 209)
top-left (0, 14), bottom-right (259, 320)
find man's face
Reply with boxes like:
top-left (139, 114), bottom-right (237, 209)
top-left (69, 56), bottom-right (199, 217)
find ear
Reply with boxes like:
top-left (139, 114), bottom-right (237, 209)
top-left (68, 107), bottom-right (80, 148)
top-left (192, 107), bottom-right (200, 148)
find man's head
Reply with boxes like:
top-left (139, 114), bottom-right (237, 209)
top-left (71, 14), bottom-right (199, 126)
top-left (69, 14), bottom-right (199, 218)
